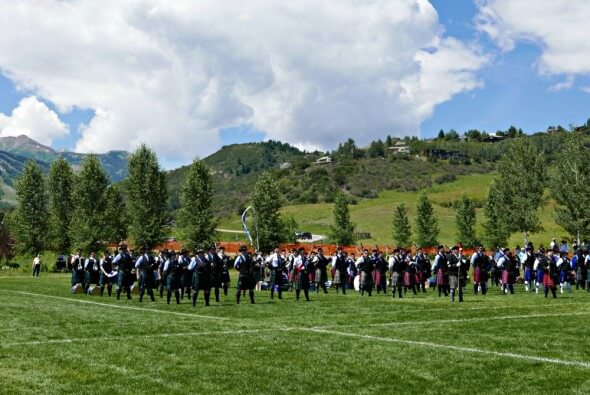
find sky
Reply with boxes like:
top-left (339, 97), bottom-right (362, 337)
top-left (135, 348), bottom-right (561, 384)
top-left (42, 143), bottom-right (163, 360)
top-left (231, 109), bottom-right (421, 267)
top-left (0, 1), bottom-right (588, 169)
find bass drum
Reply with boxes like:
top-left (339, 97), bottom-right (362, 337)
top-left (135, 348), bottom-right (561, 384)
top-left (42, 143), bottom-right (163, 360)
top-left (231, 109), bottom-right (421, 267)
top-left (87, 285), bottom-right (101, 295)
top-left (353, 275), bottom-right (360, 291)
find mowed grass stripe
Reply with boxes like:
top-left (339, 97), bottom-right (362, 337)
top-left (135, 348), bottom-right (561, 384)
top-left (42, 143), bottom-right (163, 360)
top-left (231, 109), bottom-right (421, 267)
top-left (307, 328), bottom-right (590, 369)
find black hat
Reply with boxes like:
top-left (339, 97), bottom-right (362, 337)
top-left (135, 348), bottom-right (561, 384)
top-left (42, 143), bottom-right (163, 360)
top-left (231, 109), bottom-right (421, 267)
top-left (239, 245), bottom-right (248, 252)
top-left (438, 245), bottom-right (444, 250)
top-left (451, 246), bottom-right (459, 251)
top-left (169, 250), bottom-right (177, 255)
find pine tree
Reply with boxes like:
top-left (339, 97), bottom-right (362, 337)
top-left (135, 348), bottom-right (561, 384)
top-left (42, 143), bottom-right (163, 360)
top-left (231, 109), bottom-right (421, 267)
top-left (252, 172), bottom-right (284, 252)
top-left (12, 160), bottom-right (49, 254)
top-left (329, 191), bottom-right (355, 245)
top-left (178, 159), bottom-right (217, 251)
top-left (392, 203), bottom-right (411, 247)
top-left (455, 194), bottom-right (477, 248)
top-left (414, 193), bottom-right (439, 247)
top-left (103, 184), bottom-right (127, 243)
top-left (0, 213), bottom-right (15, 263)
top-left (47, 157), bottom-right (74, 254)
top-left (549, 135), bottom-right (590, 243)
top-left (71, 155), bottom-right (109, 252)
top-left (126, 144), bottom-right (168, 249)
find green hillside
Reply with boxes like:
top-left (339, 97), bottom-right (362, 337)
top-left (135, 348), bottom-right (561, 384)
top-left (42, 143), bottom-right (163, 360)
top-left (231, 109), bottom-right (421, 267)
top-left (218, 173), bottom-right (567, 248)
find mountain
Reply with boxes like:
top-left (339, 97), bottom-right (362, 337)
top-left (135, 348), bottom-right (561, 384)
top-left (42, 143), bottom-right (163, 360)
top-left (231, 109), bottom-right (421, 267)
top-left (0, 135), bottom-right (129, 192)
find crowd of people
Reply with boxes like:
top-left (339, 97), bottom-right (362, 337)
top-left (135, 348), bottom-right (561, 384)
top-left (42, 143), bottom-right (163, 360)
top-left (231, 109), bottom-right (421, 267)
top-left (63, 238), bottom-right (590, 306)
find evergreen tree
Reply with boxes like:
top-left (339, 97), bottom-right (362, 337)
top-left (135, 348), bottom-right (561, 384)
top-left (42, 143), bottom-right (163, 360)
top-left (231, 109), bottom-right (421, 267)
top-left (392, 203), bottom-right (411, 247)
top-left (455, 194), bottom-right (477, 248)
top-left (103, 184), bottom-right (127, 243)
top-left (12, 160), bottom-right (49, 254)
top-left (178, 159), bottom-right (217, 251)
top-left (368, 139), bottom-right (385, 158)
top-left (437, 129), bottom-right (445, 140)
top-left (549, 135), bottom-right (590, 242)
top-left (47, 157), bottom-right (74, 254)
top-left (71, 155), bottom-right (109, 252)
top-left (482, 180), bottom-right (511, 248)
top-left (0, 213), bottom-right (14, 263)
top-left (126, 144), bottom-right (168, 249)
top-left (414, 193), bottom-right (439, 247)
top-left (329, 191), bottom-right (355, 245)
top-left (252, 172), bottom-right (284, 252)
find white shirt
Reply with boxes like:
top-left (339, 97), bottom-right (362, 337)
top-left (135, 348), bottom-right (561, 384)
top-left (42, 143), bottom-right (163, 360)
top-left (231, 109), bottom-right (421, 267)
top-left (266, 253), bottom-right (281, 268)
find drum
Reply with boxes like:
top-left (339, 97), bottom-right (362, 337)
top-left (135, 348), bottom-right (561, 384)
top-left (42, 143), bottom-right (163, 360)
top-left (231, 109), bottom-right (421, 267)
top-left (71, 284), bottom-right (83, 294)
top-left (87, 285), bottom-right (101, 295)
top-left (130, 283), bottom-right (140, 294)
top-left (353, 275), bottom-right (360, 291)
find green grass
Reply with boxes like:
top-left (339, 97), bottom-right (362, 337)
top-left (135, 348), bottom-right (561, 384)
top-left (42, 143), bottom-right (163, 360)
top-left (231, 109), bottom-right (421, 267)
top-left (219, 173), bottom-right (569, 247)
top-left (1, 274), bottom-right (590, 394)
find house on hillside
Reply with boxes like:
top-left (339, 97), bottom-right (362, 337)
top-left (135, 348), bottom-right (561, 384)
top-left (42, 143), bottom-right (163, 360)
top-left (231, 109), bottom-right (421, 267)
top-left (315, 156), bottom-right (333, 165)
top-left (279, 162), bottom-right (292, 170)
top-left (387, 141), bottom-right (410, 154)
top-left (484, 133), bottom-right (507, 143)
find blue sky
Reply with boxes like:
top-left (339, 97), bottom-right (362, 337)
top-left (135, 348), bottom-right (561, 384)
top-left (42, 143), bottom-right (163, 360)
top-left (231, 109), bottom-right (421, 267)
top-left (0, 1), bottom-right (588, 167)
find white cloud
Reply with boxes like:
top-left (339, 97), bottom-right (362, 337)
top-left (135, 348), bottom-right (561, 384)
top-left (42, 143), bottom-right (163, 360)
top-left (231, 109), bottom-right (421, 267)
top-left (548, 76), bottom-right (574, 92)
top-left (0, 96), bottom-right (68, 146)
top-left (476, 1), bottom-right (590, 77)
top-left (0, 1), bottom-right (486, 163)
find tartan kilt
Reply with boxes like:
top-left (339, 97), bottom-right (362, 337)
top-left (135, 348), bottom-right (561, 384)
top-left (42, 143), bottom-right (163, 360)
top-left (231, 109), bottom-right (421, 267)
top-left (192, 271), bottom-right (211, 291)
top-left (140, 271), bottom-right (154, 289)
top-left (373, 271), bottom-right (385, 288)
top-left (166, 274), bottom-right (181, 291)
top-left (436, 269), bottom-right (448, 286)
top-left (473, 267), bottom-right (481, 283)
top-left (403, 272), bottom-right (415, 286)
top-left (419, 272), bottom-right (429, 284)
top-left (576, 267), bottom-right (585, 282)
top-left (99, 272), bottom-right (112, 286)
top-left (524, 268), bottom-right (533, 282)
top-left (296, 271), bottom-right (309, 290)
top-left (238, 273), bottom-right (254, 290)
top-left (360, 271), bottom-right (373, 290)
top-left (543, 273), bottom-right (556, 288)
top-left (391, 272), bottom-right (401, 286)
top-left (290, 270), bottom-right (298, 284)
top-left (449, 274), bottom-right (459, 289)
top-left (269, 269), bottom-right (283, 287)
top-left (315, 269), bottom-right (327, 284)
top-left (221, 271), bottom-right (230, 283)
top-left (333, 270), bottom-right (346, 285)
top-left (182, 270), bottom-right (193, 289)
top-left (117, 271), bottom-right (134, 288)
top-left (501, 269), bottom-right (513, 284)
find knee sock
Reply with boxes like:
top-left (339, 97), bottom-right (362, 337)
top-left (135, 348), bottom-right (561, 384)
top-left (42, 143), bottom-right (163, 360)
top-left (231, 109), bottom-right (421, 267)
top-left (236, 290), bottom-right (241, 304)
top-left (249, 290), bottom-right (255, 304)
top-left (175, 290), bottom-right (180, 304)
top-left (167, 290), bottom-right (172, 304)
top-left (148, 289), bottom-right (154, 301)
top-left (192, 292), bottom-right (197, 307)
top-left (204, 292), bottom-right (210, 306)
top-left (139, 289), bottom-right (145, 302)
top-left (215, 288), bottom-right (220, 302)
top-left (296, 289), bottom-right (300, 301)
top-left (304, 289), bottom-right (309, 301)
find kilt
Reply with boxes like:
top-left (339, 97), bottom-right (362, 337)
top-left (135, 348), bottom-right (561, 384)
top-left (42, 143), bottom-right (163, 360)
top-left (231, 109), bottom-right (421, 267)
top-left (536, 269), bottom-right (544, 284)
top-left (543, 273), bottom-right (556, 288)
top-left (501, 269), bottom-right (513, 284)
top-left (192, 270), bottom-right (211, 291)
top-left (238, 273), bottom-right (254, 291)
top-left (296, 271), bottom-right (309, 290)
top-left (315, 269), bottom-right (328, 284)
top-left (391, 272), bottom-right (401, 286)
top-left (419, 272), bottom-right (429, 284)
top-left (166, 274), bottom-right (181, 291)
top-left (117, 271), bottom-right (134, 288)
top-left (524, 268), bottom-right (533, 282)
top-left (211, 271), bottom-right (222, 288)
top-left (576, 267), bottom-right (585, 282)
top-left (333, 270), bottom-right (347, 285)
top-left (449, 274), bottom-right (459, 289)
top-left (473, 267), bottom-right (481, 283)
top-left (269, 269), bottom-right (283, 287)
top-left (360, 271), bottom-right (373, 290)
top-left (436, 269), bottom-right (448, 286)
top-left (374, 271), bottom-right (386, 288)
top-left (559, 270), bottom-right (569, 283)
top-left (99, 272), bottom-right (112, 286)
top-left (182, 270), bottom-right (193, 289)
top-left (290, 271), bottom-right (298, 284)
top-left (140, 271), bottom-right (154, 289)
top-left (160, 272), bottom-right (168, 287)
top-left (221, 271), bottom-right (230, 283)
top-left (403, 272), bottom-right (415, 286)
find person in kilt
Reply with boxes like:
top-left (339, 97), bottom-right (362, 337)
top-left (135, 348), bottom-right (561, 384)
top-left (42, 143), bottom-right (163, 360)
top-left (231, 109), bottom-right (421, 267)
top-left (373, 249), bottom-right (388, 294)
top-left (190, 249), bottom-right (212, 307)
top-left (84, 251), bottom-right (100, 293)
top-left (217, 246), bottom-right (231, 296)
top-left (403, 252), bottom-right (417, 296)
top-left (470, 246), bottom-right (488, 295)
top-left (164, 250), bottom-right (182, 304)
top-left (415, 248), bottom-right (430, 293)
top-left (447, 246), bottom-right (463, 302)
top-left (388, 249), bottom-right (403, 298)
top-left (205, 246), bottom-right (222, 302)
top-left (522, 246), bottom-right (536, 292)
top-left (542, 249), bottom-right (558, 298)
top-left (113, 243), bottom-right (134, 300)
top-left (556, 251), bottom-right (572, 294)
top-left (179, 249), bottom-right (192, 300)
top-left (266, 247), bottom-right (285, 300)
top-left (99, 251), bottom-right (114, 297)
top-left (135, 247), bottom-right (157, 302)
top-left (356, 249), bottom-right (374, 297)
top-left (235, 246), bottom-right (256, 304)
top-left (70, 249), bottom-right (85, 288)
top-left (294, 248), bottom-right (311, 302)
top-left (332, 247), bottom-right (348, 294)
top-left (156, 250), bottom-right (168, 298)
top-left (347, 253), bottom-right (357, 290)
top-left (533, 247), bottom-right (546, 294)
top-left (432, 245), bottom-right (449, 297)
top-left (314, 248), bottom-right (330, 294)
top-left (498, 248), bottom-right (515, 295)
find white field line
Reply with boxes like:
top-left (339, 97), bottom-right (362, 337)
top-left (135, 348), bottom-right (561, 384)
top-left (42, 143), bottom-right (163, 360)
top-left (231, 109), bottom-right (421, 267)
top-left (2, 290), bottom-right (229, 321)
top-left (315, 311), bottom-right (590, 329)
top-left (0, 327), bottom-right (294, 348)
top-left (306, 327), bottom-right (590, 369)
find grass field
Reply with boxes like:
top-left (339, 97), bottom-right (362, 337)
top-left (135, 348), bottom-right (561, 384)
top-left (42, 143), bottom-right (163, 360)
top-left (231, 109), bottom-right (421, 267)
top-left (219, 173), bottom-right (568, 248)
top-left (1, 273), bottom-right (590, 394)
